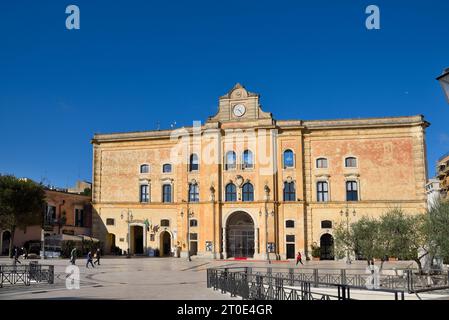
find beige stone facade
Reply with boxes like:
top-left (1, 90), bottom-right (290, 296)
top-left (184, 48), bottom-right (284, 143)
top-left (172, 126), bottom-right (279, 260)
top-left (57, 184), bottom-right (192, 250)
top-left (91, 84), bottom-right (429, 260)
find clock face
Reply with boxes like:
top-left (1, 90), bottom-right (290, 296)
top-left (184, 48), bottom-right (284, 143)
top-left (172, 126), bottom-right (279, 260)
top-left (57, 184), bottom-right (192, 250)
top-left (233, 104), bottom-right (246, 117)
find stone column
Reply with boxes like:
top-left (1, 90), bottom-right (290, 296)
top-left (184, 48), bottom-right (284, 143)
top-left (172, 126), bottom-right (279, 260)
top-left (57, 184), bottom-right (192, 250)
top-left (222, 227), bottom-right (227, 259)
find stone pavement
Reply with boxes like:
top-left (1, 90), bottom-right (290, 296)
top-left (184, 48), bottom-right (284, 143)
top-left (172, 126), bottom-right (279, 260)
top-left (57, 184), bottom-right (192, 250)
top-left (0, 256), bottom-right (239, 300)
top-left (0, 256), bottom-right (446, 300)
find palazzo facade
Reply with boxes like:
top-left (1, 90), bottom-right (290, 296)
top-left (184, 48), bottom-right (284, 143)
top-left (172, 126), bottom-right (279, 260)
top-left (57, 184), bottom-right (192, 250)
top-left (91, 84), bottom-right (429, 260)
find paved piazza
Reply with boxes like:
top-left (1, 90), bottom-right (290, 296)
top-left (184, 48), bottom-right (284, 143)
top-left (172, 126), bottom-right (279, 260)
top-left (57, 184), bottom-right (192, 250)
top-left (0, 257), bottom-right (448, 300)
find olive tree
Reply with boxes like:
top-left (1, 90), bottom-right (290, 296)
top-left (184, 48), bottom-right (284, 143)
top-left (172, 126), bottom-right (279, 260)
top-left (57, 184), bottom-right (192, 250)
top-left (426, 201), bottom-right (449, 264)
top-left (334, 216), bottom-right (385, 267)
top-left (379, 208), bottom-right (428, 273)
top-left (334, 209), bottom-right (429, 273)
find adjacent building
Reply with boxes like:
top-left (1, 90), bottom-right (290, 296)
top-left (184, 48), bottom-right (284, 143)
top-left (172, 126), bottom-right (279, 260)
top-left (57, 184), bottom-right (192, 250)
top-left (0, 188), bottom-right (92, 255)
top-left (91, 84), bottom-right (429, 260)
top-left (436, 152), bottom-right (449, 200)
top-left (67, 180), bottom-right (92, 195)
top-left (426, 178), bottom-right (441, 209)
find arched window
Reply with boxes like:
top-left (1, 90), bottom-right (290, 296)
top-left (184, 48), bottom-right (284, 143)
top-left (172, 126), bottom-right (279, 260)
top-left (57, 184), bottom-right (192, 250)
top-left (321, 220), bottom-right (332, 229)
top-left (242, 183), bottom-right (254, 202)
top-left (346, 181), bottom-right (358, 201)
top-left (225, 151), bottom-right (236, 170)
top-left (283, 181), bottom-right (296, 201)
top-left (285, 220), bottom-right (295, 228)
top-left (225, 183), bottom-right (237, 202)
top-left (162, 184), bottom-right (172, 203)
top-left (242, 150), bottom-right (254, 169)
top-left (317, 181), bottom-right (329, 202)
top-left (189, 154), bottom-right (199, 171)
top-left (188, 183), bottom-right (199, 202)
top-left (283, 150), bottom-right (294, 168)
top-left (162, 163), bottom-right (172, 173)
top-left (345, 157), bottom-right (357, 168)
top-left (140, 164), bottom-right (149, 173)
top-left (316, 158), bottom-right (328, 169)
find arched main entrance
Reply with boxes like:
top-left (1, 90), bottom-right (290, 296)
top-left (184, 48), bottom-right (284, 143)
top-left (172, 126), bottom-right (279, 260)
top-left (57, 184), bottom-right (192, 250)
top-left (226, 211), bottom-right (255, 258)
top-left (1, 231), bottom-right (11, 256)
top-left (160, 231), bottom-right (171, 257)
top-left (320, 233), bottom-right (334, 260)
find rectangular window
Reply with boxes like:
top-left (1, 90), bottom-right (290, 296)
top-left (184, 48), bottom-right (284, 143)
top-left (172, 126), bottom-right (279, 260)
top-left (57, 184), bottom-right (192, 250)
top-left (161, 219), bottom-right (170, 227)
top-left (45, 205), bottom-right (57, 225)
top-left (346, 181), bottom-right (358, 201)
top-left (286, 235), bottom-right (295, 243)
top-left (285, 220), bottom-right (295, 228)
top-left (106, 218), bottom-right (115, 226)
top-left (283, 182), bottom-right (296, 201)
top-left (163, 184), bottom-right (172, 203)
top-left (189, 184), bottom-right (199, 202)
top-left (189, 233), bottom-right (198, 240)
top-left (140, 184), bottom-right (149, 203)
top-left (316, 158), bottom-right (328, 168)
top-left (75, 209), bottom-right (84, 227)
top-left (321, 220), bottom-right (333, 229)
top-left (190, 219), bottom-right (198, 227)
top-left (317, 181), bottom-right (329, 202)
top-left (345, 157), bottom-right (357, 168)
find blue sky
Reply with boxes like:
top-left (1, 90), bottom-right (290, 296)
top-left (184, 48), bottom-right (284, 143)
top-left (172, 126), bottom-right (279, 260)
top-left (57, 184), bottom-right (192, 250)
top-left (0, 0), bottom-right (448, 188)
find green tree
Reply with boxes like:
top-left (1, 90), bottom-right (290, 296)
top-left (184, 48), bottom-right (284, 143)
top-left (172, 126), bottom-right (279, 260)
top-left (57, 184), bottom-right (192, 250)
top-left (0, 175), bottom-right (46, 257)
top-left (426, 201), bottom-right (449, 264)
top-left (334, 216), bottom-right (384, 266)
top-left (81, 188), bottom-right (92, 197)
top-left (379, 208), bottom-right (427, 273)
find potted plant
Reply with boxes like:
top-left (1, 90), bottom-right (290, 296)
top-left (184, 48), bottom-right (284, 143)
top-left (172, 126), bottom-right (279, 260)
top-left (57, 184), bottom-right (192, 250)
top-left (311, 244), bottom-right (321, 261)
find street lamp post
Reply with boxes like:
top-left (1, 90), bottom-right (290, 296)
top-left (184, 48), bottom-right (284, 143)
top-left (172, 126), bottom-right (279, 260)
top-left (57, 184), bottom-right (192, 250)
top-left (181, 201), bottom-right (194, 262)
top-left (261, 185), bottom-right (273, 264)
top-left (340, 206), bottom-right (356, 264)
top-left (437, 67), bottom-right (449, 104)
top-left (121, 209), bottom-right (133, 257)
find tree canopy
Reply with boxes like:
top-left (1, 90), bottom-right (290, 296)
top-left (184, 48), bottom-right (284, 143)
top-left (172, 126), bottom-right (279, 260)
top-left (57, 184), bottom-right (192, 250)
top-left (0, 175), bottom-right (46, 256)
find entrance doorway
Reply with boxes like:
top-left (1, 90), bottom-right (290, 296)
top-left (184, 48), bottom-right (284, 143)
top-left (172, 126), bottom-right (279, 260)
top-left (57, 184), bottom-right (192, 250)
top-left (226, 211), bottom-right (255, 258)
top-left (320, 233), bottom-right (334, 260)
top-left (107, 233), bottom-right (116, 255)
top-left (189, 241), bottom-right (198, 256)
top-left (160, 231), bottom-right (171, 256)
top-left (130, 225), bottom-right (144, 255)
top-left (1, 231), bottom-right (11, 256)
top-left (286, 243), bottom-right (295, 259)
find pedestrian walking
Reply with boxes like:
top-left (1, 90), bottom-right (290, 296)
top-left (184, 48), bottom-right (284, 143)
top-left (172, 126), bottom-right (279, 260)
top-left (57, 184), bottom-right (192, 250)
top-left (94, 248), bottom-right (101, 266)
top-left (70, 248), bottom-right (77, 265)
top-left (296, 251), bottom-right (304, 266)
top-left (86, 250), bottom-right (95, 268)
top-left (14, 247), bottom-right (22, 264)
top-left (22, 247), bottom-right (28, 260)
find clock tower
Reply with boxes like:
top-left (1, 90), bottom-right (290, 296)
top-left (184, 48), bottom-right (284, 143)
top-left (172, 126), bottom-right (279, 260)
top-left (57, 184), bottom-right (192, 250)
top-left (207, 83), bottom-right (273, 124)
